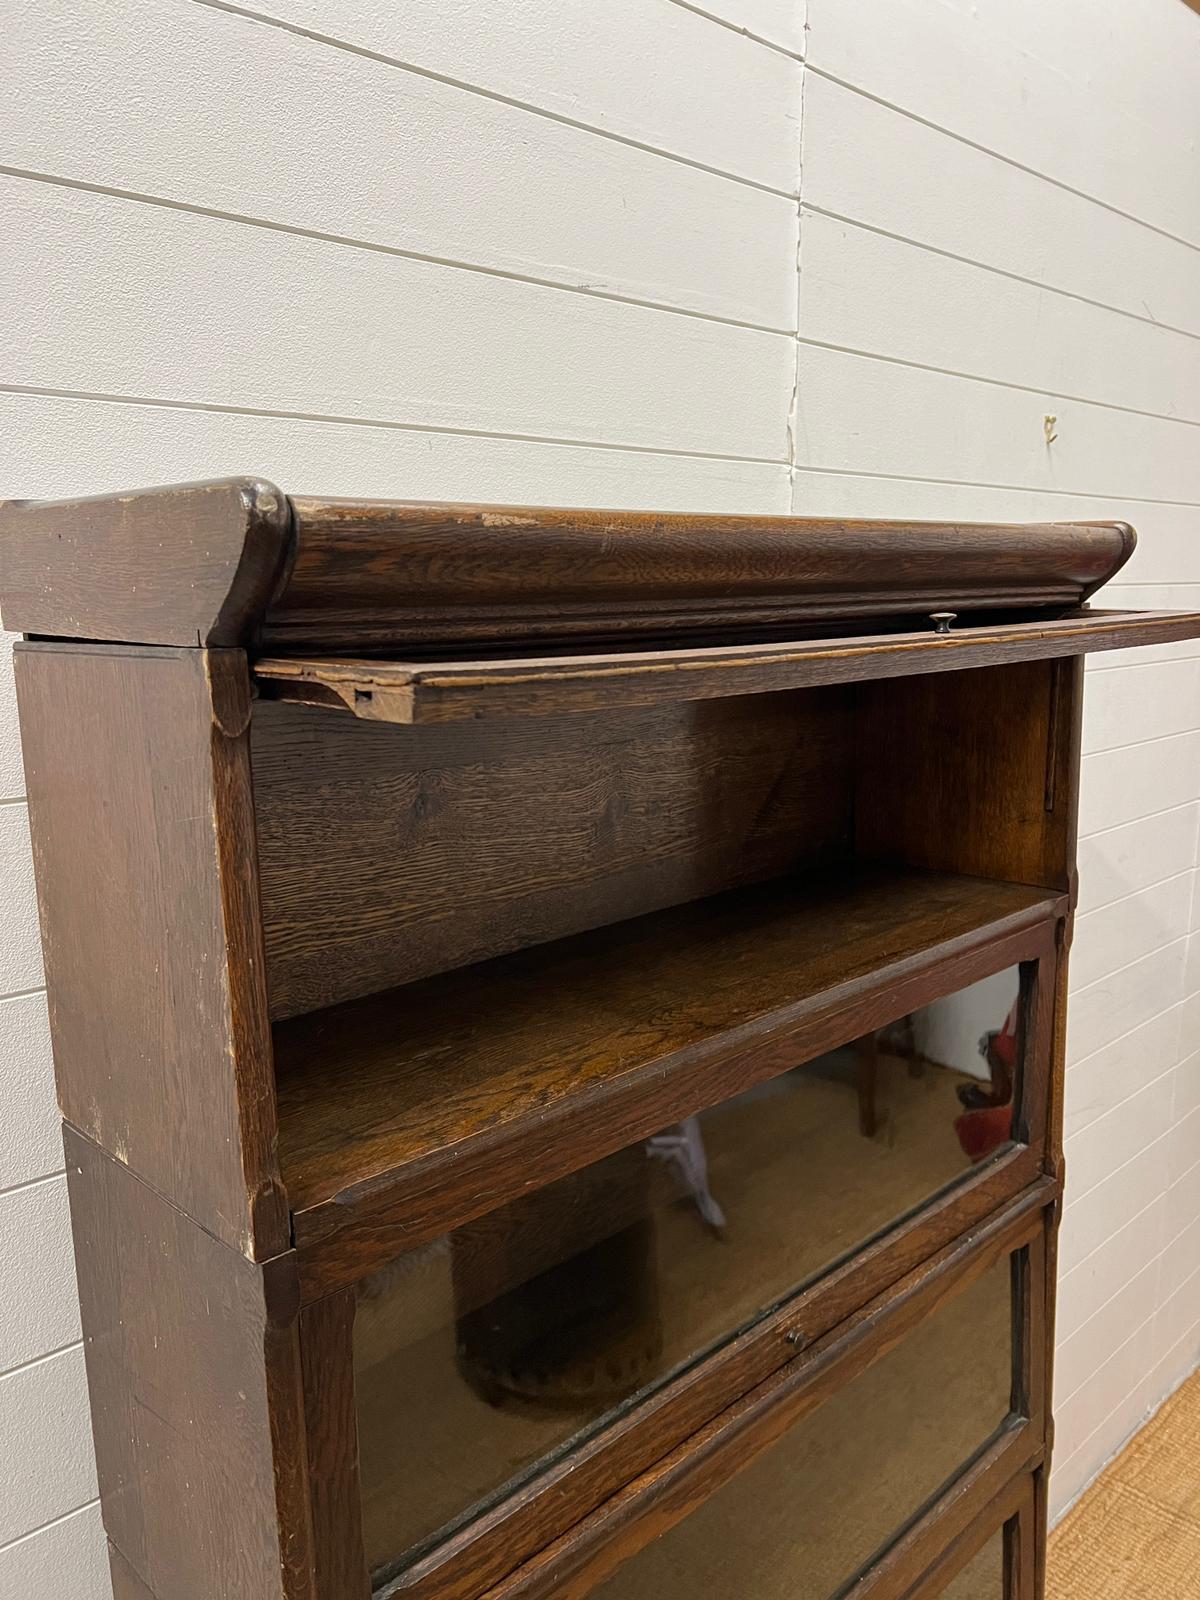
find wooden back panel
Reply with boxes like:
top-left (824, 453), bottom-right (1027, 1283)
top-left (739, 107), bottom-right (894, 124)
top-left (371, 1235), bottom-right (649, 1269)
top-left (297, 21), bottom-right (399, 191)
top-left (252, 688), bottom-right (856, 1019)
top-left (855, 660), bottom-right (1076, 894)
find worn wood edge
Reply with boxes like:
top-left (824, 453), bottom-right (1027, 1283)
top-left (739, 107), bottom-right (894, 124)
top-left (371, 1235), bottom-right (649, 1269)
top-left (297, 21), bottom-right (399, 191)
top-left (0, 476), bottom-right (296, 646)
top-left (886, 1466), bottom-right (1037, 1600)
top-left (252, 608), bottom-right (1200, 724)
top-left (108, 1542), bottom-right (160, 1600)
top-left (467, 1196), bottom-right (1052, 1600)
top-left (290, 905), bottom-right (1065, 1299)
top-left (66, 1125), bottom-right (313, 1600)
top-left (376, 1175), bottom-right (1056, 1600)
top-left (276, 498), bottom-right (1137, 653)
top-left (206, 649), bottom-right (293, 1259)
top-left (13, 640), bottom-right (290, 1260)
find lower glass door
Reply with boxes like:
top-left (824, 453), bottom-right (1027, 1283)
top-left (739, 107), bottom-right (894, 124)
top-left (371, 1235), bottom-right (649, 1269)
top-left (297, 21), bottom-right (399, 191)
top-left (589, 1252), bottom-right (1016, 1600)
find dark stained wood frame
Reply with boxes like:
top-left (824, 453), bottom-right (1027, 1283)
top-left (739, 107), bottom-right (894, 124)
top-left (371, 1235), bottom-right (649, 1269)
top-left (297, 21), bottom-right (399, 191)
top-left (4, 482), bottom-right (1178, 1600)
top-left (251, 608), bottom-right (1200, 724)
top-left (302, 924), bottom-right (1055, 1600)
top-left (455, 1195), bottom-right (1052, 1600)
top-left (286, 903), bottom-right (1060, 1301)
top-left (892, 1469), bottom-right (1038, 1600)
top-left (0, 480), bottom-right (1140, 652)
top-left (350, 1186), bottom-right (1052, 1600)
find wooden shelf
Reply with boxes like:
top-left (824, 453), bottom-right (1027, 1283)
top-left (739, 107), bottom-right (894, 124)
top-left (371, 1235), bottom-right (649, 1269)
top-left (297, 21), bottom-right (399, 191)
top-left (252, 609), bottom-right (1200, 723)
top-left (274, 865), bottom-right (1065, 1296)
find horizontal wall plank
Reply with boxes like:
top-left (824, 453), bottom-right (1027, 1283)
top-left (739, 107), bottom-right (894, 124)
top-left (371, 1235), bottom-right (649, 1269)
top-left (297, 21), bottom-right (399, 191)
top-left (1066, 997), bottom-right (1182, 1155)
top-left (801, 73), bottom-right (1200, 340)
top-left (799, 210), bottom-right (1200, 423)
top-left (1054, 1314), bottom-right (1160, 1473)
top-left (807, 0), bottom-right (1200, 245)
top-left (0, 806), bottom-right (42, 996)
top-left (0, 1502), bottom-right (108, 1600)
top-left (0, 1177), bottom-right (80, 1374)
top-left (1072, 873), bottom-right (1194, 993)
top-left (0, 1346), bottom-right (96, 1547)
top-left (0, 635), bottom-right (21, 798)
top-left (0, 393), bottom-right (791, 513)
top-left (1049, 1351), bottom-right (1162, 1523)
top-left (2, 0), bottom-right (797, 329)
top-left (1080, 735), bottom-right (1200, 838)
top-left (689, 0), bottom-right (806, 53)
top-left (1068, 938), bottom-right (1189, 1067)
top-left (1057, 1250), bottom-right (1163, 1407)
top-left (0, 993), bottom-right (58, 1192)
top-left (193, 0), bottom-right (803, 192)
top-left (2, 177), bottom-right (793, 459)
top-left (1058, 1191), bottom-right (1169, 1361)
top-left (1064, 1067), bottom-right (1178, 1201)
top-left (1166, 1146), bottom-right (1200, 1260)
top-left (1156, 1249), bottom-right (1200, 1361)
top-left (1059, 1127), bottom-right (1172, 1280)
top-left (1082, 660), bottom-right (1200, 755)
top-left (1077, 805), bottom-right (1200, 916)
top-left (792, 345), bottom-right (1200, 504)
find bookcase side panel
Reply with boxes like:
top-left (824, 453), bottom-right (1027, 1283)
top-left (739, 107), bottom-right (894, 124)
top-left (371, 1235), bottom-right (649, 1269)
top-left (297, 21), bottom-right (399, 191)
top-left (15, 641), bottom-right (288, 1258)
top-left (66, 1128), bottom-right (315, 1600)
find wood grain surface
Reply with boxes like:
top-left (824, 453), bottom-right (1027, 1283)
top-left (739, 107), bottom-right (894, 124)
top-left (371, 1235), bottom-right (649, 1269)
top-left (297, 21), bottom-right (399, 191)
top-left (265, 499), bottom-right (1135, 653)
top-left (15, 642), bottom-right (288, 1258)
top-left (250, 608), bottom-right (1200, 724)
top-left (252, 688), bottom-right (855, 1018)
top-left (274, 866), bottom-right (1063, 1294)
top-left (67, 1129), bottom-right (313, 1600)
top-left (0, 476), bottom-right (293, 647)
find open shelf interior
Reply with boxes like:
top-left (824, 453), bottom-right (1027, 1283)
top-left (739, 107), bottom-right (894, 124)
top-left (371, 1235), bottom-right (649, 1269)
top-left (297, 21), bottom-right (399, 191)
top-left (253, 660), bottom-right (1075, 1281)
top-left (273, 863), bottom-right (1058, 1261)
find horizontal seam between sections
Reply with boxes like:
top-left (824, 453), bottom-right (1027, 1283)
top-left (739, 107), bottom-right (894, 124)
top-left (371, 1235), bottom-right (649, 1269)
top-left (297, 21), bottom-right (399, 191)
top-left (805, 64), bottom-right (1200, 256)
top-left (802, 206), bottom-right (1200, 346)
top-left (0, 1338), bottom-right (84, 1386)
top-left (790, 463), bottom-right (1200, 510)
top-left (796, 336), bottom-right (1200, 431)
top-left (190, 0), bottom-right (798, 199)
top-left (0, 385), bottom-right (789, 466)
top-left (1066, 999), bottom-right (1184, 1077)
top-left (1078, 798), bottom-right (1199, 841)
top-left (0, 1170), bottom-right (65, 1203)
top-left (1076, 866), bottom-right (1196, 921)
top-left (0, 165), bottom-right (795, 338)
top-left (663, 0), bottom-right (805, 59)
top-left (0, 1498), bottom-right (100, 1557)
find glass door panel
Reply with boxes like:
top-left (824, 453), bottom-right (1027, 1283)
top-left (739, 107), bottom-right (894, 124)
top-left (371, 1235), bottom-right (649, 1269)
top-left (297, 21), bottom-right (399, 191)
top-left (356, 968), bottom-right (1024, 1579)
top-left (591, 1256), bottom-right (1015, 1600)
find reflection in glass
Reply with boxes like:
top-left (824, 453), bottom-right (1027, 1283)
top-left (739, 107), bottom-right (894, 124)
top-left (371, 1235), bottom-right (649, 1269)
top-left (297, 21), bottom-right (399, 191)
top-left (355, 969), bottom-right (1023, 1578)
top-left (593, 1261), bottom-right (1015, 1600)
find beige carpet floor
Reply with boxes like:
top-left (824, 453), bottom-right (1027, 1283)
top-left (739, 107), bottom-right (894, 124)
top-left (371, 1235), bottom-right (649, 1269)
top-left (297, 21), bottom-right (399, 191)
top-left (1048, 1370), bottom-right (1200, 1600)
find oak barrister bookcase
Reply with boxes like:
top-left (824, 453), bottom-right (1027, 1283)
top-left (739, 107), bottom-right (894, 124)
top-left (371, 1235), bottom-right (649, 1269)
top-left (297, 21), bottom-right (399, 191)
top-left (4, 482), bottom-right (1197, 1600)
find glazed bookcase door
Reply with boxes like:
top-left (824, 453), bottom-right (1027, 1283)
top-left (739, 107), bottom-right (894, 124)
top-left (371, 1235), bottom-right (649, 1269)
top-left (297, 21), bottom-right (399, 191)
top-left (316, 960), bottom-right (1049, 1600)
top-left (449, 1201), bottom-right (1048, 1600)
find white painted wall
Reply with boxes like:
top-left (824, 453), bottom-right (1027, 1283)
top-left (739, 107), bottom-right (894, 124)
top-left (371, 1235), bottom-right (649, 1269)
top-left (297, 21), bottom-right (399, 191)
top-left (1, 0), bottom-right (1197, 1586)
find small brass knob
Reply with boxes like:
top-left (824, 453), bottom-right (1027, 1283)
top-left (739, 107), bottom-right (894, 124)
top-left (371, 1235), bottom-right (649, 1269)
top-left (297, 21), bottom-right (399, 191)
top-left (929, 611), bottom-right (957, 634)
top-left (785, 1328), bottom-right (807, 1348)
